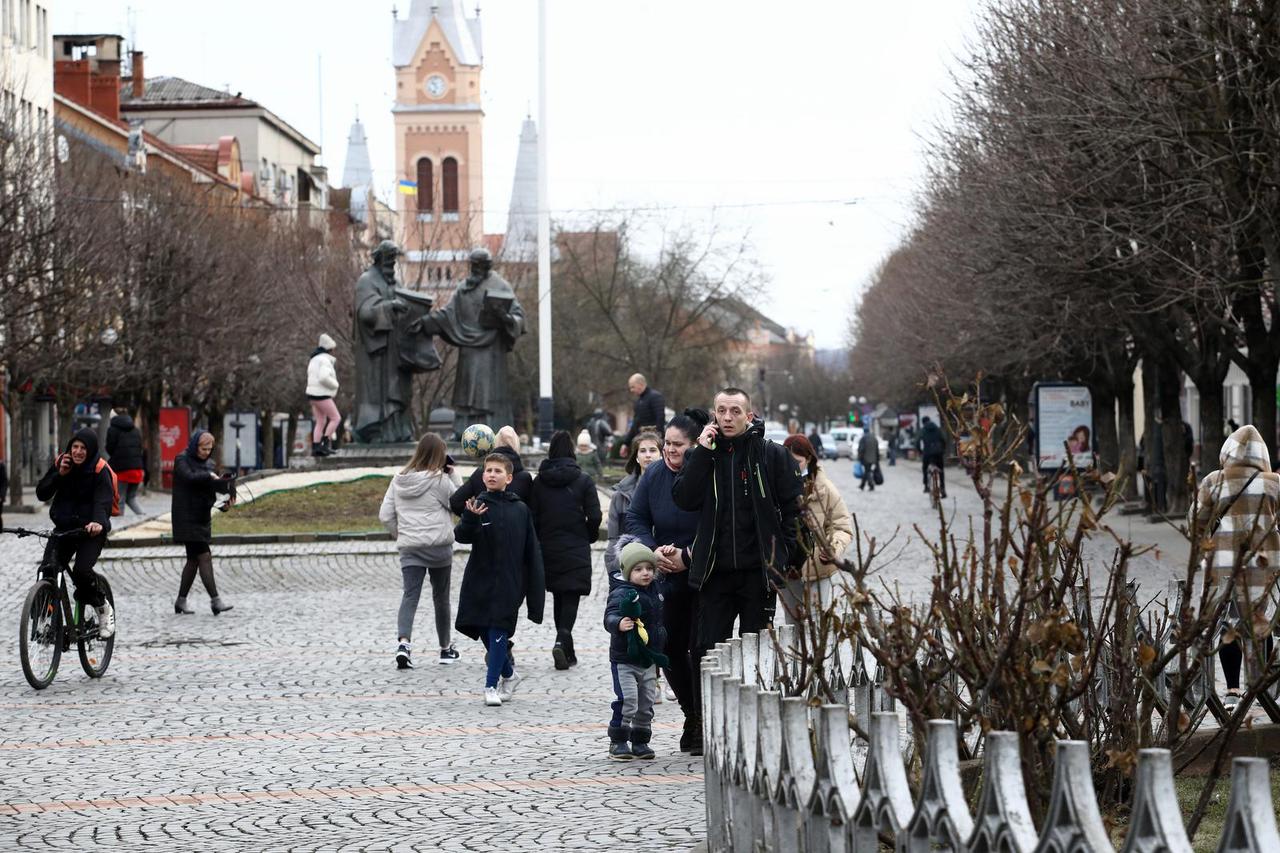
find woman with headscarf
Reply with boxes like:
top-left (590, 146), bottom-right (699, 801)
top-left (530, 430), bottom-right (602, 669)
top-left (171, 430), bottom-right (237, 615)
top-left (780, 434), bottom-right (853, 624)
top-left (35, 428), bottom-right (117, 638)
top-left (307, 333), bottom-right (341, 456)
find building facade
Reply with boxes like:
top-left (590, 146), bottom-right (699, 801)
top-left (392, 0), bottom-right (484, 286)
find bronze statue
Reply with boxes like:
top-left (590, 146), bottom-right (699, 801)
top-left (421, 248), bottom-right (526, 436)
top-left (352, 241), bottom-right (440, 443)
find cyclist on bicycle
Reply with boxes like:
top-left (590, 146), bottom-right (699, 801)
top-left (35, 428), bottom-right (116, 639)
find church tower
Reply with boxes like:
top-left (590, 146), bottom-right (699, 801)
top-left (392, 0), bottom-right (484, 286)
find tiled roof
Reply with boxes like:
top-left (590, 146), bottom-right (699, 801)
top-left (169, 144), bottom-right (219, 173)
top-left (121, 76), bottom-right (258, 107)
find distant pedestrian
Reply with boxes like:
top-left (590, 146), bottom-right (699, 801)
top-left (171, 430), bottom-right (236, 615)
top-left (575, 429), bottom-right (603, 480)
top-left (531, 431), bottom-right (602, 670)
top-left (454, 453), bottom-right (545, 707)
top-left (886, 427), bottom-right (898, 466)
top-left (918, 416), bottom-right (947, 498)
top-left (1189, 425), bottom-right (1279, 709)
top-left (621, 373), bottom-right (666, 449)
top-left (589, 409), bottom-right (614, 464)
top-left (857, 430), bottom-right (880, 491)
top-left (105, 408), bottom-right (146, 514)
top-left (380, 433), bottom-right (462, 670)
top-left (807, 429), bottom-right (824, 459)
top-left (307, 334), bottom-right (341, 457)
top-left (604, 542), bottom-right (668, 761)
top-left (450, 425), bottom-right (533, 512)
top-left (780, 435), bottom-right (853, 624)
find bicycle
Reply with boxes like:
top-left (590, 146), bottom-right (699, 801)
top-left (8, 527), bottom-right (115, 690)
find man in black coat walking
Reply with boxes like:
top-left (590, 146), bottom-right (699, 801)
top-left (621, 374), bottom-right (666, 448)
top-left (672, 387), bottom-right (803, 742)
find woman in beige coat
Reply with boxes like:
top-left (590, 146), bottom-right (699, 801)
top-left (780, 434), bottom-right (854, 625)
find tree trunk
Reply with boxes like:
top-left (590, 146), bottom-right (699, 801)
top-left (1093, 383), bottom-right (1119, 475)
top-left (286, 412), bottom-right (298, 466)
top-left (141, 383), bottom-right (164, 491)
top-left (1156, 358), bottom-right (1190, 515)
top-left (1244, 364), bottom-right (1278, 467)
top-left (1116, 374), bottom-right (1138, 500)
top-left (6, 389), bottom-right (24, 507)
top-left (261, 409), bottom-right (276, 470)
top-left (1196, 381), bottom-right (1225, 476)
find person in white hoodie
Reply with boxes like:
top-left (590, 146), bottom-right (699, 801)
top-left (306, 334), bottom-right (341, 457)
top-left (380, 433), bottom-right (463, 668)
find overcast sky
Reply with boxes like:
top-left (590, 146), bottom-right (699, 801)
top-left (55, 0), bottom-right (984, 349)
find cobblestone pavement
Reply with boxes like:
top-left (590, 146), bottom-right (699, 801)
top-left (0, 538), bottom-right (703, 851)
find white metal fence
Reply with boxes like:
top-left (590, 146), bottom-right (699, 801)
top-left (699, 629), bottom-right (1280, 852)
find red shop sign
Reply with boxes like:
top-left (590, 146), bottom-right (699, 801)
top-left (159, 407), bottom-right (190, 489)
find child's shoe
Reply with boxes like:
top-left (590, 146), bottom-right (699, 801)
top-left (396, 642), bottom-right (413, 669)
top-left (438, 645), bottom-right (460, 665)
top-left (630, 728), bottom-right (655, 760)
top-left (484, 686), bottom-right (502, 706)
top-left (498, 670), bottom-right (522, 701)
top-left (608, 726), bottom-right (632, 761)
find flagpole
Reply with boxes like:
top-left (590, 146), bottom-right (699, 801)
top-left (536, 0), bottom-right (553, 443)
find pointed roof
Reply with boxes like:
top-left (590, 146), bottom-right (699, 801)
top-left (342, 117), bottom-right (373, 189)
top-left (393, 0), bottom-right (482, 68)
top-left (503, 117), bottom-right (539, 263)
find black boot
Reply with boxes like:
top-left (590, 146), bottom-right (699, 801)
top-left (679, 714), bottom-right (701, 753)
top-left (630, 727), bottom-right (655, 760)
top-left (563, 632), bottom-right (578, 667)
top-left (552, 630), bottom-right (570, 670)
top-left (687, 715), bottom-right (704, 757)
top-left (608, 725), bottom-right (633, 761)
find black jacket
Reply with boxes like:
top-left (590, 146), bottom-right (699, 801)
top-left (449, 445), bottom-right (533, 514)
top-left (36, 428), bottom-right (114, 534)
top-left (623, 386), bottom-right (666, 445)
top-left (530, 456), bottom-right (602, 595)
top-left (603, 580), bottom-right (666, 664)
top-left (105, 414), bottom-right (145, 472)
top-left (671, 418), bottom-right (804, 590)
top-left (170, 433), bottom-right (232, 543)
top-left (453, 489), bottom-right (546, 639)
top-left (918, 422), bottom-right (946, 457)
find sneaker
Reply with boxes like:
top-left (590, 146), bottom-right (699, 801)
top-left (665, 685), bottom-right (678, 703)
top-left (95, 601), bottom-right (116, 640)
top-left (498, 670), bottom-right (522, 702)
top-left (395, 642), bottom-right (414, 669)
top-left (609, 741), bottom-right (634, 761)
top-left (654, 678), bottom-right (665, 704)
top-left (438, 645), bottom-right (460, 665)
top-left (484, 687), bottom-right (502, 707)
top-left (1223, 689), bottom-right (1242, 710)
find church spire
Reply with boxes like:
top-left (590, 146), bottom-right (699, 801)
top-left (342, 116), bottom-right (373, 189)
top-left (503, 117), bottom-right (539, 263)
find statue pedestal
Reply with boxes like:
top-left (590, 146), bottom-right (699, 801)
top-left (288, 443), bottom-right (420, 471)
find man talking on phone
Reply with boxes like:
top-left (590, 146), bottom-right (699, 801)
top-left (672, 387), bottom-right (803, 707)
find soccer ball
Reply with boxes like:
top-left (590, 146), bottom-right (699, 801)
top-left (460, 423), bottom-right (496, 458)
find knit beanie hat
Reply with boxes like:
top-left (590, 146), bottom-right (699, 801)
top-left (576, 429), bottom-right (594, 451)
top-left (619, 541), bottom-right (657, 582)
top-left (318, 333), bottom-right (337, 351)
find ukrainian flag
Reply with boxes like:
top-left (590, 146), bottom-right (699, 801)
top-left (398, 180), bottom-right (417, 195)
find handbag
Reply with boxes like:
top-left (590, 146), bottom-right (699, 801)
top-left (853, 461), bottom-right (865, 479)
top-left (873, 464), bottom-right (884, 486)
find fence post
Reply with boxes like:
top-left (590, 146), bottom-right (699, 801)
top-left (1035, 740), bottom-right (1113, 852)
top-left (852, 712), bottom-right (914, 850)
top-left (967, 731), bottom-right (1037, 853)
top-left (1119, 749), bottom-right (1191, 853)
top-left (1216, 757), bottom-right (1280, 853)
top-left (905, 719), bottom-right (974, 851)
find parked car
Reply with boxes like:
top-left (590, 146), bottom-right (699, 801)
top-left (764, 429), bottom-right (790, 445)
top-left (830, 428), bottom-right (854, 458)
top-left (819, 433), bottom-right (838, 460)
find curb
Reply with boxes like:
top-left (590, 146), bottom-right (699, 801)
top-left (105, 531), bottom-right (392, 549)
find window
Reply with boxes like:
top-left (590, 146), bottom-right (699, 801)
top-left (441, 156), bottom-right (458, 218)
top-left (416, 157), bottom-right (433, 212)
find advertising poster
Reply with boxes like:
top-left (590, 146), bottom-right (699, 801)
top-left (1034, 383), bottom-right (1093, 471)
top-left (898, 413), bottom-right (918, 433)
top-left (158, 407), bottom-right (190, 489)
top-left (917, 404), bottom-right (941, 429)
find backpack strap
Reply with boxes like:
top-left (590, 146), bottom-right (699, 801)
top-left (1210, 470), bottom-right (1261, 535)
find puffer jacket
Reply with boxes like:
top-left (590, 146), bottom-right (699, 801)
top-left (1190, 425), bottom-right (1280, 604)
top-left (380, 469), bottom-right (462, 549)
top-left (530, 456), bottom-right (602, 595)
top-left (796, 469), bottom-right (854, 581)
top-left (306, 350), bottom-right (339, 398)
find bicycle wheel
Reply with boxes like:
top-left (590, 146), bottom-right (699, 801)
top-left (19, 580), bottom-right (63, 690)
top-left (77, 574), bottom-right (115, 678)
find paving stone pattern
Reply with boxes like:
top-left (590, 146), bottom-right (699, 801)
top-left (0, 537), bottom-right (703, 851)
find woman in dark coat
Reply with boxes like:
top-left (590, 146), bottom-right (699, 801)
top-left (171, 430), bottom-right (236, 615)
top-left (530, 430), bottom-right (602, 669)
top-left (106, 409), bottom-right (146, 514)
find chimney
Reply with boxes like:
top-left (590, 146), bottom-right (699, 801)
top-left (130, 51), bottom-right (144, 98)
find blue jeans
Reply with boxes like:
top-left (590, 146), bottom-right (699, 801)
top-left (485, 627), bottom-right (514, 688)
